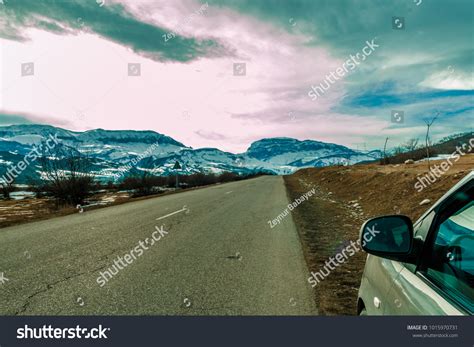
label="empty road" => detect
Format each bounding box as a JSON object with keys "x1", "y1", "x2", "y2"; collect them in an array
[{"x1": 0, "y1": 176, "x2": 317, "y2": 315}]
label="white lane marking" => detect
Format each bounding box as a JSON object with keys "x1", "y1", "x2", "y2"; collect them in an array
[
  {"x1": 156, "y1": 205, "x2": 189, "y2": 220},
  {"x1": 225, "y1": 191, "x2": 233, "y2": 194}
]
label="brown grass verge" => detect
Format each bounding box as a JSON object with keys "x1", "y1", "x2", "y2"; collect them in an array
[{"x1": 284, "y1": 154, "x2": 473, "y2": 315}]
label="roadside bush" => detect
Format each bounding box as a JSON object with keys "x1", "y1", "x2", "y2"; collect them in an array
[
  {"x1": 38, "y1": 146, "x2": 95, "y2": 206},
  {"x1": 119, "y1": 170, "x2": 272, "y2": 197},
  {"x1": 0, "y1": 181, "x2": 14, "y2": 200},
  {"x1": 41, "y1": 176, "x2": 95, "y2": 205},
  {"x1": 182, "y1": 173, "x2": 217, "y2": 187},
  {"x1": 218, "y1": 171, "x2": 239, "y2": 183},
  {"x1": 120, "y1": 173, "x2": 170, "y2": 197}
]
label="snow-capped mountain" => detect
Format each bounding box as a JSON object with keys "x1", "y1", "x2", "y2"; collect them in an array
[
  {"x1": 0, "y1": 124, "x2": 186, "y2": 161},
  {"x1": 0, "y1": 125, "x2": 380, "y2": 182},
  {"x1": 246, "y1": 138, "x2": 380, "y2": 167}
]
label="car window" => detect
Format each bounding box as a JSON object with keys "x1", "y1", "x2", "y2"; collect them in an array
[{"x1": 420, "y1": 190, "x2": 473, "y2": 312}]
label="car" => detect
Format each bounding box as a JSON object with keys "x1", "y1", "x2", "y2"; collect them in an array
[{"x1": 357, "y1": 171, "x2": 473, "y2": 315}]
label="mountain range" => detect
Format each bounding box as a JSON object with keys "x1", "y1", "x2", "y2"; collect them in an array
[{"x1": 0, "y1": 124, "x2": 381, "y2": 183}]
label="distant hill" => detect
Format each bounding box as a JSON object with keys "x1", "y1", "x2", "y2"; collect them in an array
[
  {"x1": 0, "y1": 124, "x2": 381, "y2": 182},
  {"x1": 384, "y1": 132, "x2": 474, "y2": 164}
]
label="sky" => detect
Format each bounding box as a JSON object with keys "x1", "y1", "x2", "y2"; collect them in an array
[{"x1": 0, "y1": 0, "x2": 473, "y2": 153}]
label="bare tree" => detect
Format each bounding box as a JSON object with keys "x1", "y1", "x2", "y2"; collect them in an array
[
  {"x1": 125, "y1": 171, "x2": 157, "y2": 197},
  {"x1": 424, "y1": 112, "x2": 440, "y2": 169},
  {"x1": 403, "y1": 138, "x2": 419, "y2": 152},
  {"x1": 381, "y1": 137, "x2": 389, "y2": 165},
  {"x1": 0, "y1": 179, "x2": 14, "y2": 200},
  {"x1": 38, "y1": 145, "x2": 95, "y2": 206},
  {"x1": 394, "y1": 145, "x2": 404, "y2": 155}
]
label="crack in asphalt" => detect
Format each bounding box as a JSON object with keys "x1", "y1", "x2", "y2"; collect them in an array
[
  {"x1": 14, "y1": 264, "x2": 107, "y2": 315},
  {"x1": 14, "y1": 236, "x2": 174, "y2": 315}
]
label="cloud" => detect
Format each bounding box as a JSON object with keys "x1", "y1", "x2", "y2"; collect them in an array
[
  {"x1": 0, "y1": 0, "x2": 471, "y2": 153},
  {"x1": 214, "y1": 0, "x2": 474, "y2": 112},
  {"x1": 421, "y1": 70, "x2": 474, "y2": 90},
  {"x1": 0, "y1": 112, "x2": 34, "y2": 125},
  {"x1": 0, "y1": 0, "x2": 222, "y2": 62},
  {"x1": 342, "y1": 85, "x2": 474, "y2": 109},
  {"x1": 0, "y1": 110, "x2": 73, "y2": 127},
  {"x1": 195, "y1": 130, "x2": 228, "y2": 141}
]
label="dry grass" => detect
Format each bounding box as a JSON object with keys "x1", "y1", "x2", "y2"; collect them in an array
[
  {"x1": 284, "y1": 154, "x2": 474, "y2": 315},
  {"x1": 0, "y1": 192, "x2": 131, "y2": 229}
]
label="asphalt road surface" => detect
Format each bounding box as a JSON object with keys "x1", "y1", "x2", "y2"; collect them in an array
[{"x1": 0, "y1": 176, "x2": 317, "y2": 315}]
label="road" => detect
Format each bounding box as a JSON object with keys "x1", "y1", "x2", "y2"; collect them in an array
[{"x1": 0, "y1": 176, "x2": 317, "y2": 315}]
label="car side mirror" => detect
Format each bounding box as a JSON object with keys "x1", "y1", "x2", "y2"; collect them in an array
[{"x1": 360, "y1": 215, "x2": 414, "y2": 262}]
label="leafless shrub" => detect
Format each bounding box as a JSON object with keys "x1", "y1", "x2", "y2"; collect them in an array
[
  {"x1": 380, "y1": 137, "x2": 390, "y2": 165},
  {"x1": 0, "y1": 180, "x2": 14, "y2": 200},
  {"x1": 37, "y1": 146, "x2": 95, "y2": 206},
  {"x1": 120, "y1": 171, "x2": 168, "y2": 197},
  {"x1": 403, "y1": 138, "x2": 419, "y2": 152},
  {"x1": 424, "y1": 112, "x2": 440, "y2": 169}
]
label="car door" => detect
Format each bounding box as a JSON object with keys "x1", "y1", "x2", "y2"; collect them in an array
[
  {"x1": 360, "y1": 255, "x2": 404, "y2": 314},
  {"x1": 380, "y1": 212, "x2": 434, "y2": 314},
  {"x1": 383, "y1": 180, "x2": 473, "y2": 315}
]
